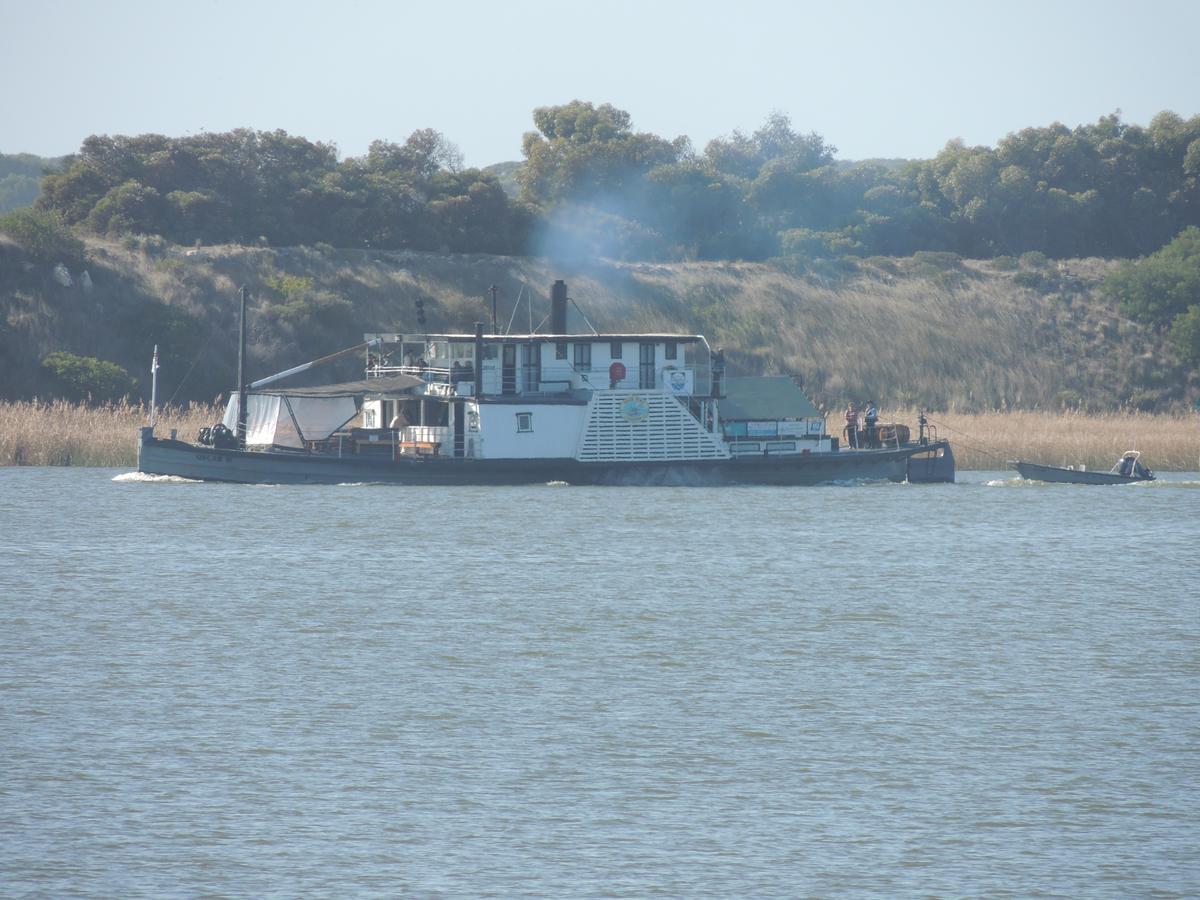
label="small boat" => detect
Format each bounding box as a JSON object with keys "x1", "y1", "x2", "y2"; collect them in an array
[{"x1": 1009, "y1": 451, "x2": 1155, "y2": 485}]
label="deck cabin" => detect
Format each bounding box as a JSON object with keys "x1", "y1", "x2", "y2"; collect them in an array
[
  {"x1": 719, "y1": 376, "x2": 832, "y2": 455},
  {"x1": 356, "y1": 326, "x2": 724, "y2": 461}
]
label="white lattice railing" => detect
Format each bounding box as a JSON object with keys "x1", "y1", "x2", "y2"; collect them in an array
[{"x1": 575, "y1": 392, "x2": 729, "y2": 462}]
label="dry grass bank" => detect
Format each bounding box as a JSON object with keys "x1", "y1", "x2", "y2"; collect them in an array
[
  {"x1": 1, "y1": 400, "x2": 1194, "y2": 471},
  {"x1": 7, "y1": 238, "x2": 1193, "y2": 415},
  {"x1": 898, "y1": 407, "x2": 1199, "y2": 471},
  {"x1": 0, "y1": 400, "x2": 219, "y2": 467},
  {"x1": 612, "y1": 258, "x2": 1190, "y2": 412}
]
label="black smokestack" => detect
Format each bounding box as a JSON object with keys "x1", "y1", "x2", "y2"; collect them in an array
[{"x1": 550, "y1": 280, "x2": 568, "y2": 334}]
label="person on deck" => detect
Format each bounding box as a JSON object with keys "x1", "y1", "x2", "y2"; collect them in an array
[
  {"x1": 864, "y1": 400, "x2": 879, "y2": 448},
  {"x1": 1115, "y1": 452, "x2": 1150, "y2": 479},
  {"x1": 843, "y1": 402, "x2": 859, "y2": 448}
]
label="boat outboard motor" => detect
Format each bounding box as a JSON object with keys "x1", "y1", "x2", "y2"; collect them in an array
[
  {"x1": 198, "y1": 423, "x2": 237, "y2": 448},
  {"x1": 210, "y1": 423, "x2": 238, "y2": 449}
]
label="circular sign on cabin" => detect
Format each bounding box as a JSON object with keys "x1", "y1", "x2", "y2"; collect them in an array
[
  {"x1": 620, "y1": 395, "x2": 650, "y2": 423},
  {"x1": 609, "y1": 361, "x2": 627, "y2": 383}
]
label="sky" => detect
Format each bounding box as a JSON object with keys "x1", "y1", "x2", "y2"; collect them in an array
[{"x1": 2, "y1": 0, "x2": 1198, "y2": 167}]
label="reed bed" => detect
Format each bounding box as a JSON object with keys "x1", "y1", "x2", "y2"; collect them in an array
[
  {"x1": 1, "y1": 400, "x2": 1195, "y2": 471},
  {"x1": 896, "y1": 407, "x2": 1199, "y2": 472},
  {"x1": 0, "y1": 400, "x2": 220, "y2": 467}
]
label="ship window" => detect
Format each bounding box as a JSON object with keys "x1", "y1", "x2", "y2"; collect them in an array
[
  {"x1": 664, "y1": 341, "x2": 677, "y2": 360},
  {"x1": 555, "y1": 342, "x2": 567, "y2": 360},
  {"x1": 573, "y1": 343, "x2": 591, "y2": 371},
  {"x1": 610, "y1": 341, "x2": 623, "y2": 359},
  {"x1": 516, "y1": 412, "x2": 533, "y2": 432}
]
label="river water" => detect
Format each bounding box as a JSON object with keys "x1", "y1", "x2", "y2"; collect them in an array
[{"x1": 1, "y1": 468, "x2": 1197, "y2": 897}]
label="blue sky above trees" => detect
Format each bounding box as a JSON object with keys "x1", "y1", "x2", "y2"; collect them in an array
[{"x1": 1, "y1": 0, "x2": 1197, "y2": 165}]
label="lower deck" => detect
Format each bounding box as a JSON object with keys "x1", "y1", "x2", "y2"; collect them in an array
[{"x1": 138, "y1": 428, "x2": 954, "y2": 486}]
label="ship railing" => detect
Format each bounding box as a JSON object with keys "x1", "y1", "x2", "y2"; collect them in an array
[{"x1": 370, "y1": 364, "x2": 454, "y2": 383}]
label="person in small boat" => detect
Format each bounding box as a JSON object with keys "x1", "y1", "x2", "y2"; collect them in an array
[
  {"x1": 843, "y1": 402, "x2": 859, "y2": 448},
  {"x1": 1114, "y1": 452, "x2": 1150, "y2": 478}
]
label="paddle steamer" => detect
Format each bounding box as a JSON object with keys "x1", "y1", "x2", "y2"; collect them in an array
[{"x1": 137, "y1": 281, "x2": 954, "y2": 485}]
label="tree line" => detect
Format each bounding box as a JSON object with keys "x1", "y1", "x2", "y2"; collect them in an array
[
  {"x1": 20, "y1": 102, "x2": 1199, "y2": 264},
  {"x1": 31, "y1": 129, "x2": 532, "y2": 255},
  {"x1": 0, "y1": 152, "x2": 58, "y2": 214}
]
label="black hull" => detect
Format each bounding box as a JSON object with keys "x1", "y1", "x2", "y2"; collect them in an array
[
  {"x1": 1010, "y1": 460, "x2": 1154, "y2": 485},
  {"x1": 137, "y1": 430, "x2": 954, "y2": 486}
]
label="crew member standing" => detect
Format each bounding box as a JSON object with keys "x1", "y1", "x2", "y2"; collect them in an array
[
  {"x1": 844, "y1": 402, "x2": 859, "y2": 449},
  {"x1": 864, "y1": 400, "x2": 879, "y2": 448}
]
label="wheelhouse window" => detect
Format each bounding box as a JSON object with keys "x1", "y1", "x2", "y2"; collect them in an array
[
  {"x1": 555, "y1": 342, "x2": 567, "y2": 360},
  {"x1": 610, "y1": 341, "x2": 623, "y2": 359},
  {"x1": 516, "y1": 412, "x2": 533, "y2": 432},
  {"x1": 664, "y1": 341, "x2": 677, "y2": 360},
  {"x1": 573, "y1": 343, "x2": 591, "y2": 371}
]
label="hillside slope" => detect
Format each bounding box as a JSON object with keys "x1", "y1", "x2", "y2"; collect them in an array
[{"x1": 0, "y1": 237, "x2": 1193, "y2": 412}]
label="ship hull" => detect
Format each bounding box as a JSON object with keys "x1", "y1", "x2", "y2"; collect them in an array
[{"x1": 138, "y1": 431, "x2": 954, "y2": 487}]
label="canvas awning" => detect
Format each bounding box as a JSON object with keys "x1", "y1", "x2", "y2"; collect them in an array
[
  {"x1": 219, "y1": 375, "x2": 420, "y2": 448},
  {"x1": 222, "y1": 394, "x2": 357, "y2": 448}
]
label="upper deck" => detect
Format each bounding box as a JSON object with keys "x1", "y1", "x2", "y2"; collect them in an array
[{"x1": 363, "y1": 331, "x2": 717, "y2": 400}]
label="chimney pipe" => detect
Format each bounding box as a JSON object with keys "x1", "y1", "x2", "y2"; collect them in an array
[
  {"x1": 473, "y1": 322, "x2": 484, "y2": 396},
  {"x1": 550, "y1": 280, "x2": 568, "y2": 334}
]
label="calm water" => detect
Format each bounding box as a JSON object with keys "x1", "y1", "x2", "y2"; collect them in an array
[{"x1": 1, "y1": 468, "x2": 1197, "y2": 897}]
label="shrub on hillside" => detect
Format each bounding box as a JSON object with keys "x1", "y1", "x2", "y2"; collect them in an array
[
  {"x1": 1103, "y1": 226, "x2": 1200, "y2": 327},
  {"x1": 1168, "y1": 304, "x2": 1200, "y2": 365},
  {"x1": 265, "y1": 273, "x2": 315, "y2": 299},
  {"x1": 779, "y1": 229, "x2": 837, "y2": 259},
  {"x1": 907, "y1": 250, "x2": 966, "y2": 286},
  {"x1": 1013, "y1": 270, "x2": 1048, "y2": 291},
  {"x1": 41, "y1": 352, "x2": 136, "y2": 402},
  {"x1": 0, "y1": 208, "x2": 85, "y2": 265}
]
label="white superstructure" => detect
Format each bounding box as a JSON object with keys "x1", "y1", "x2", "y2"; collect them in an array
[{"x1": 342, "y1": 279, "x2": 835, "y2": 465}]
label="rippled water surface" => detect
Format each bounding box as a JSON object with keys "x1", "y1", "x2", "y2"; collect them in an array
[{"x1": 2, "y1": 468, "x2": 1198, "y2": 897}]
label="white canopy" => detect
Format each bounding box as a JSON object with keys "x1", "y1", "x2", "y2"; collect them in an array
[{"x1": 223, "y1": 393, "x2": 358, "y2": 448}]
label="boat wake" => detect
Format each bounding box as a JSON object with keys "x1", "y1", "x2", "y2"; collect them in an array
[{"x1": 112, "y1": 471, "x2": 201, "y2": 484}]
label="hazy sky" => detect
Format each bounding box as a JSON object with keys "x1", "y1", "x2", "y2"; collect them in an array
[{"x1": 2, "y1": 0, "x2": 1197, "y2": 166}]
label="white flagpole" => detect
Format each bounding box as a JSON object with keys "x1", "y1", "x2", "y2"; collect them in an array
[{"x1": 150, "y1": 345, "x2": 159, "y2": 427}]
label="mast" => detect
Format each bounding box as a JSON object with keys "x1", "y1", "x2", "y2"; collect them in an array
[
  {"x1": 490, "y1": 284, "x2": 498, "y2": 335},
  {"x1": 149, "y1": 344, "x2": 159, "y2": 428},
  {"x1": 236, "y1": 285, "x2": 248, "y2": 448}
]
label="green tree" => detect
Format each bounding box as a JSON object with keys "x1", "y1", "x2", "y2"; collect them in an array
[
  {"x1": 0, "y1": 151, "x2": 55, "y2": 213},
  {"x1": 705, "y1": 112, "x2": 835, "y2": 181},
  {"x1": 1104, "y1": 226, "x2": 1200, "y2": 327},
  {"x1": 518, "y1": 101, "x2": 684, "y2": 207},
  {"x1": 41, "y1": 352, "x2": 135, "y2": 401},
  {"x1": 1168, "y1": 303, "x2": 1200, "y2": 365}
]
